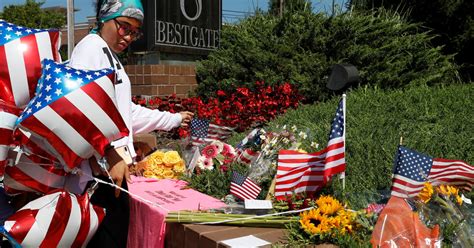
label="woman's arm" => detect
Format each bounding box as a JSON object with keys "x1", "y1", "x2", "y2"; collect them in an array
[{"x1": 130, "y1": 102, "x2": 182, "y2": 133}]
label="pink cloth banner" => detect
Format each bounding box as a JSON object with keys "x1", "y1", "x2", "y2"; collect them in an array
[{"x1": 127, "y1": 176, "x2": 226, "y2": 248}]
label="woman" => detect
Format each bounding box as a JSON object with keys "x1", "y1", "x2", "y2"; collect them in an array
[{"x1": 68, "y1": 0, "x2": 193, "y2": 247}]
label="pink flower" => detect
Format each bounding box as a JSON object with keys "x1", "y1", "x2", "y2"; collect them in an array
[
  {"x1": 220, "y1": 165, "x2": 228, "y2": 172},
  {"x1": 197, "y1": 157, "x2": 214, "y2": 171},
  {"x1": 210, "y1": 141, "x2": 224, "y2": 153},
  {"x1": 202, "y1": 145, "x2": 219, "y2": 159},
  {"x1": 202, "y1": 158, "x2": 214, "y2": 170},
  {"x1": 221, "y1": 144, "x2": 236, "y2": 158}
]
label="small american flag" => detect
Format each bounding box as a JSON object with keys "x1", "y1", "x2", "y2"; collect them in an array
[
  {"x1": 391, "y1": 146, "x2": 474, "y2": 198},
  {"x1": 230, "y1": 171, "x2": 261, "y2": 200},
  {"x1": 15, "y1": 59, "x2": 129, "y2": 170},
  {"x1": 274, "y1": 98, "x2": 346, "y2": 200},
  {"x1": 0, "y1": 20, "x2": 61, "y2": 107},
  {"x1": 190, "y1": 118, "x2": 234, "y2": 146}
]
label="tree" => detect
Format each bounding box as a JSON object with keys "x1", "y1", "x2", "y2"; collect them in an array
[
  {"x1": 196, "y1": 10, "x2": 459, "y2": 103},
  {"x1": 349, "y1": 0, "x2": 474, "y2": 81},
  {"x1": 268, "y1": 0, "x2": 313, "y2": 16},
  {"x1": 0, "y1": 0, "x2": 66, "y2": 29}
]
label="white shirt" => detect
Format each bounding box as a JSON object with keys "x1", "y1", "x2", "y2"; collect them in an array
[{"x1": 68, "y1": 34, "x2": 182, "y2": 158}]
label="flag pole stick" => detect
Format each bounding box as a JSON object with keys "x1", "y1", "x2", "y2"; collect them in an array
[
  {"x1": 265, "y1": 176, "x2": 277, "y2": 200},
  {"x1": 399, "y1": 136, "x2": 403, "y2": 146},
  {"x1": 341, "y1": 94, "x2": 346, "y2": 191}
]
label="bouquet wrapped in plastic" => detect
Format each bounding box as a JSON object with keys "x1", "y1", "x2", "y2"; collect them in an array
[
  {"x1": 132, "y1": 150, "x2": 186, "y2": 179},
  {"x1": 237, "y1": 126, "x2": 314, "y2": 184},
  {"x1": 416, "y1": 183, "x2": 473, "y2": 247},
  {"x1": 371, "y1": 183, "x2": 473, "y2": 247}
]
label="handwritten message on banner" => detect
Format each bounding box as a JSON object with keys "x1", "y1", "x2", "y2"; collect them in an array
[{"x1": 127, "y1": 177, "x2": 226, "y2": 248}]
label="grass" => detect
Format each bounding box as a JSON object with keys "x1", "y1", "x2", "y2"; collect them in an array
[{"x1": 228, "y1": 83, "x2": 474, "y2": 208}]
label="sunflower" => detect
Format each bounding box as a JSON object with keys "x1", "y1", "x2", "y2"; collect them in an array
[
  {"x1": 455, "y1": 194, "x2": 463, "y2": 206},
  {"x1": 436, "y1": 184, "x2": 458, "y2": 197},
  {"x1": 316, "y1": 195, "x2": 343, "y2": 216},
  {"x1": 333, "y1": 209, "x2": 356, "y2": 234},
  {"x1": 299, "y1": 209, "x2": 332, "y2": 235},
  {"x1": 418, "y1": 182, "x2": 434, "y2": 203}
]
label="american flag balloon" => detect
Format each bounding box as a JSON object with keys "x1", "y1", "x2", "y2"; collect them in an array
[
  {"x1": 15, "y1": 128, "x2": 59, "y2": 163},
  {"x1": 3, "y1": 152, "x2": 68, "y2": 195},
  {"x1": 0, "y1": 20, "x2": 61, "y2": 107},
  {"x1": 3, "y1": 190, "x2": 105, "y2": 247},
  {"x1": 0, "y1": 100, "x2": 21, "y2": 176},
  {"x1": 14, "y1": 59, "x2": 129, "y2": 170},
  {"x1": 235, "y1": 128, "x2": 262, "y2": 165}
]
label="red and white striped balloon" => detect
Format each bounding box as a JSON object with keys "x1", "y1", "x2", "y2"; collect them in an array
[
  {"x1": 3, "y1": 190, "x2": 105, "y2": 247},
  {"x1": 0, "y1": 20, "x2": 61, "y2": 108},
  {"x1": 3, "y1": 152, "x2": 67, "y2": 195},
  {"x1": 236, "y1": 148, "x2": 259, "y2": 165},
  {"x1": 0, "y1": 100, "x2": 21, "y2": 176},
  {"x1": 14, "y1": 59, "x2": 129, "y2": 170}
]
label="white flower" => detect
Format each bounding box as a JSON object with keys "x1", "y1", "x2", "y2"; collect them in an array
[
  {"x1": 200, "y1": 157, "x2": 214, "y2": 170},
  {"x1": 282, "y1": 125, "x2": 287, "y2": 130},
  {"x1": 282, "y1": 138, "x2": 290, "y2": 144},
  {"x1": 259, "y1": 134, "x2": 266, "y2": 141},
  {"x1": 210, "y1": 140, "x2": 224, "y2": 153},
  {"x1": 291, "y1": 125, "x2": 297, "y2": 132},
  {"x1": 196, "y1": 156, "x2": 205, "y2": 170},
  {"x1": 311, "y1": 142, "x2": 319, "y2": 149},
  {"x1": 298, "y1": 131, "x2": 307, "y2": 139}
]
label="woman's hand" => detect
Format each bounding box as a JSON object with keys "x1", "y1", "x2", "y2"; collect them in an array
[
  {"x1": 179, "y1": 111, "x2": 194, "y2": 127},
  {"x1": 106, "y1": 147, "x2": 132, "y2": 197},
  {"x1": 108, "y1": 160, "x2": 131, "y2": 197}
]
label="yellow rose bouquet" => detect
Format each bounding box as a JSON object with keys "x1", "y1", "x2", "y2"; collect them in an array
[{"x1": 140, "y1": 150, "x2": 186, "y2": 179}]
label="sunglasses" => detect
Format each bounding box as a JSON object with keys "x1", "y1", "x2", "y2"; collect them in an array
[{"x1": 113, "y1": 18, "x2": 143, "y2": 41}]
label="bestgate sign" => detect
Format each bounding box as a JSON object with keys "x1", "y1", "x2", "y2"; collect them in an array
[{"x1": 153, "y1": 0, "x2": 221, "y2": 54}]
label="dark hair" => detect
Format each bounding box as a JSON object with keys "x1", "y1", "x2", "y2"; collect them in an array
[
  {"x1": 93, "y1": 0, "x2": 105, "y2": 32},
  {"x1": 95, "y1": 0, "x2": 104, "y2": 20}
]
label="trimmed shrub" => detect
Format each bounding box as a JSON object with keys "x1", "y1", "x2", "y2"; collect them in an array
[
  {"x1": 196, "y1": 10, "x2": 460, "y2": 103},
  {"x1": 228, "y1": 83, "x2": 474, "y2": 208}
]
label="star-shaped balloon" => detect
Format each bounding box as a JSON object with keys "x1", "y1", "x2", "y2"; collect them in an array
[
  {"x1": 15, "y1": 59, "x2": 129, "y2": 170},
  {"x1": 3, "y1": 151, "x2": 68, "y2": 195},
  {"x1": 0, "y1": 100, "x2": 21, "y2": 176},
  {"x1": 0, "y1": 20, "x2": 61, "y2": 107},
  {"x1": 2, "y1": 190, "x2": 105, "y2": 247}
]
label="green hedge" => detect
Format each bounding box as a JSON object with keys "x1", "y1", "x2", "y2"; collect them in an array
[
  {"x1": 196, "y1": 10, "x2": 460, "y2": 103},
  {"x1": 228, "y1": 83, "x2": 474, "y2": 207}
]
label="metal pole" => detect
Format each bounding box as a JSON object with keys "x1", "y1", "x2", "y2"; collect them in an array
[
  {"x1": 280, "y1": 0, "x2": 284, "y2": 17},
  {"x1": 67, "y1": 0, "x2": 75, "y2": 59},
  {"x1": 332, "y1": 0, "x2": 335, "y2": 16}
]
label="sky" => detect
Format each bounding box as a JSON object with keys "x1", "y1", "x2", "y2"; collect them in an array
[{"x1": 0, "y1": 0, "x2": 347, "y2": 23}]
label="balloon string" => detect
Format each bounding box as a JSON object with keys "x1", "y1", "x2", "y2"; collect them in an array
[
  {"x1": 5, "y1": 160, "x2": 171, "y2": 212},
  {"x1": 83, "y1": 174, "x2": 171, "y2": 212},
  {"x1": 0, "y1": 226, "x2": 21, "y2": 248}
]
